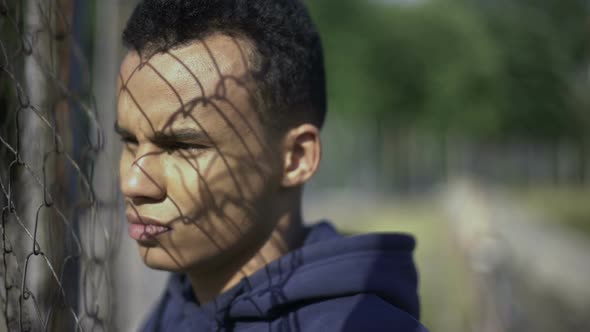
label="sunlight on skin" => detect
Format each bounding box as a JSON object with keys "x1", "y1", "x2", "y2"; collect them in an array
[{"x1": 116, "y1": 33, "x2": 321, "y2": 304}]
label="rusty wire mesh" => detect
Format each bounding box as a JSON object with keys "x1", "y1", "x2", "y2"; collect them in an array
[{"x1": 0, "y1": 1, "x2": 115, "y2": 331}]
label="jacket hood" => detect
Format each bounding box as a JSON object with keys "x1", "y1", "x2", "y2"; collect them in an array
[{"x1": 142, "y1": 222, "x2": 420, "y2": 330}]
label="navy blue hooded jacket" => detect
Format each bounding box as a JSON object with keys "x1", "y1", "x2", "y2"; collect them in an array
[{"x1": 141, "y1": 222, "x2": 428, "y2": 331}]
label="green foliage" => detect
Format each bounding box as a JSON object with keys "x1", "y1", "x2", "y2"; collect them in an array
[
  {"x1": 307, "y1": 0, "x2": 590, "y2": 140},
  {"x1": 475, "y1": 0, "x2": 589, "y2": 140}
]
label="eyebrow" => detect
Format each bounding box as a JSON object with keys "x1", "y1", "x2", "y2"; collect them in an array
[
  {"x1": 114, "y1": 122, "x2": 210, "y2": 143},
  {"x1": 153, "y1": 127, "x2": 210, "y2": 143}
]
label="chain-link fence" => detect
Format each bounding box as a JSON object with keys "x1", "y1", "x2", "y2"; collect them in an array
[{"x1": 0, "y1": 1, "x2": 117, "y2": 331}]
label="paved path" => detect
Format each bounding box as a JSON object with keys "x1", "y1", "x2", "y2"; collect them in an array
[{"x1": 442, "y1": 179, "x2": 590, "y2": 331}]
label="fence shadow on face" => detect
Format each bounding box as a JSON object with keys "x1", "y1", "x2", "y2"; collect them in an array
[{"x1": 118, "y1": 35, "x2": 309, "y2": 329}]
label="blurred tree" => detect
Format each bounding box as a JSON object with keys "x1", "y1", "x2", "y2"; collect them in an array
[
  {"x1": 473, "y1": 0, "x2": 590, "y2": 140},
  {"x1": 307, "y1": 0, "x2": 590, "y2": 141},
  {"x1": 366, "y1": 1, "x2": 503, "y2": 138}
]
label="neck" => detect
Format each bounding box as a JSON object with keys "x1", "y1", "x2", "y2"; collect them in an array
[{"x1": 187, "y1": 208, "x2": 307, "y2": 305}]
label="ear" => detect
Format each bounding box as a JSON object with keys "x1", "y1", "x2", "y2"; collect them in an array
[{"x1": 281, "y1": 124, "x2": 321, "y2": 187}]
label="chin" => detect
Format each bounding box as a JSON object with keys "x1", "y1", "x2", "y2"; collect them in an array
[
  {"x1": 137, "y1": 243, "x2": 224, "y2": 274},
  {"x1": 138, "y1": 245, "x2": 192, "y2": 272}
]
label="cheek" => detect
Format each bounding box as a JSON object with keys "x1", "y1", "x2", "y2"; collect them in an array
[
  {"x1": 218, "y1": 150, "x2": 275, "y2": 198},
  {"x1": 170, "y1": 152, "x2": 217, "y2": 184},
  {"x1": 166, "y1": 153, "x2": 220, "y2": 206},
  {"x1": 169, "y1": 149, "x2": 275, "y2": 214}
]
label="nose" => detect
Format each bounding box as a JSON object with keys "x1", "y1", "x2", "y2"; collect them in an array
[{"x1": 121, "y1": 150, "x2": 167, "y2": 204}]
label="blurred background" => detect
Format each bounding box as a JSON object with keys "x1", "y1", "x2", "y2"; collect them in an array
[{"x1": 1, "y1": 0, "x2": 589, "y2": 331}]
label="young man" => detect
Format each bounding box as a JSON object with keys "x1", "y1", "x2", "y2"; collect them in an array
[{"x1": 116, "y1": 0, "x2": 427, "y2": 330}]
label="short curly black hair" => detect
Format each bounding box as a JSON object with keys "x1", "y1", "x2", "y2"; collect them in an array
[{"x1": 122, "y1": 0, "x2": 326, "y2": 130}]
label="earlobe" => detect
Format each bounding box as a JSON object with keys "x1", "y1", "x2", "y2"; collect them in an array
[{"x1": 281, "y1": 124, "x2": 321, "y2": 187}]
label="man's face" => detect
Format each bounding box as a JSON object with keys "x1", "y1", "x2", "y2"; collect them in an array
[{"x1": 116, "y1": 34, "x2": 282, "y2": 273}]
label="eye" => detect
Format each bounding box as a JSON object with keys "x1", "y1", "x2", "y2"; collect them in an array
[
  {"x1": 120, "y1": 137, "x2": 138, "y2": 153},
  {"x1": 164, "y1": 142, "x2": 208, "y2": 154},
  {"x1": 120, "y1": 136, "x2": 138, "y2": 146}
]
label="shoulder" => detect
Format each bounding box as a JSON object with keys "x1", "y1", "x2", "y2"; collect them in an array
[{"x1": 294, "y1": 294, "x2": 428, "y2": 332}]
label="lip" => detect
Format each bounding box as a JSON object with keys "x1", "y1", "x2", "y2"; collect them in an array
[
  {"x1": 126, "y1": 213, "x2": 172, "y2": 241},
  {"x1": 126, "y1": 213, "x2": 169, "y2": 226}
]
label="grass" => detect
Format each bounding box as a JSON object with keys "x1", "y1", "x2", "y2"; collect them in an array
[{"x1": 511, "y1": 186, "x2": 590, "y2": 237}]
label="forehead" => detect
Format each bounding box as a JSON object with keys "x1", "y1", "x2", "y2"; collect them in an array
[{"x1": 117, "y1": 34, "x2": 257, "y2": 134}]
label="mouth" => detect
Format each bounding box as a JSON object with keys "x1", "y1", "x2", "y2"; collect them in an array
[{"x1": 126, "y1": 213, "x2": 172, "y2": 241}]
